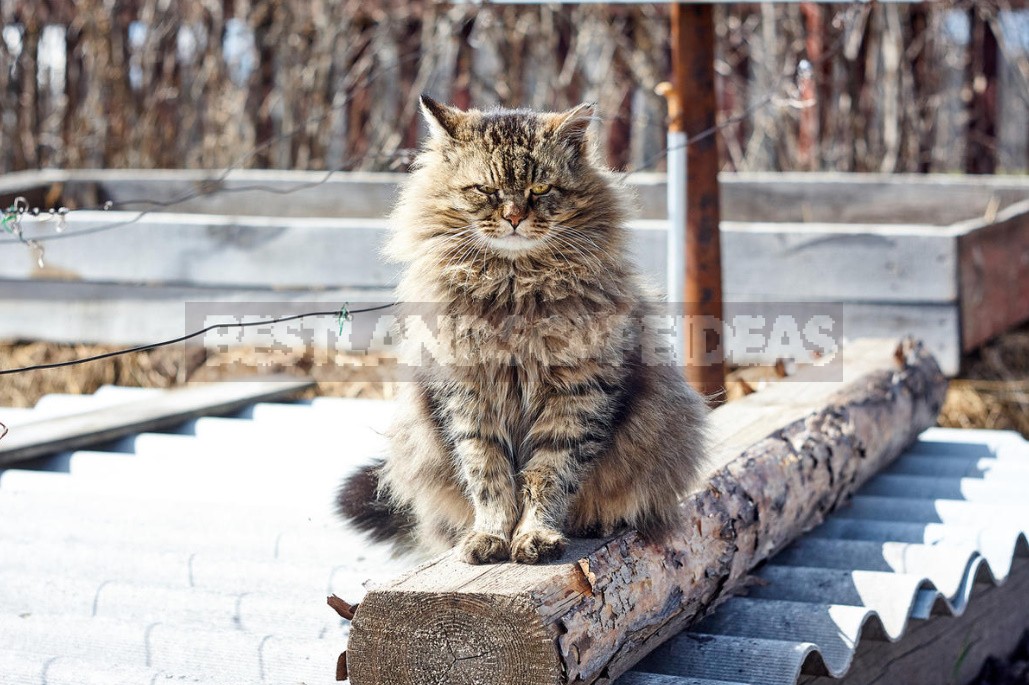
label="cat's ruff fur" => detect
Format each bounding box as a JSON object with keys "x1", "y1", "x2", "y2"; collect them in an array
[{"x1": 337, "y1": 97, "x2": 708, "y2": 564}]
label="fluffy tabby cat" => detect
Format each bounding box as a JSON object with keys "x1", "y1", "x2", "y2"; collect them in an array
[{"x1": 337, "y1": 96, "x2": 708, "y2": 565}]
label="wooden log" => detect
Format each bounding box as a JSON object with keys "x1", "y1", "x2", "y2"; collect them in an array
[{"x1": 344, "y1": 338, "x2": 947, "y2": 685}]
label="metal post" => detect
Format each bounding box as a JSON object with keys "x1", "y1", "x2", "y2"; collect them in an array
[
  {"x1": 655, "y1": 83, "x2": 687, "y2": 368},
  {"x1": 671, "y1": 3, "x2": 725, "y2": 400}
]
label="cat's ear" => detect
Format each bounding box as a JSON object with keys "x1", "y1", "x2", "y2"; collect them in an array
[
  {"x1": 548, "y1": 102, "x2": 597, "y2": 146},
  {"x1": 420, "y1": 95, "x2": 464, "y2": 141}
]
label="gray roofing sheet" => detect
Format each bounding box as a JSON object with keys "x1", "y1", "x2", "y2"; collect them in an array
[
  {"x1": 0, "y1": 386, "x2": 1027, "y2": 684},
  {"x1": 630, "y1": 428, "x2": 1029, "y2": 685}
]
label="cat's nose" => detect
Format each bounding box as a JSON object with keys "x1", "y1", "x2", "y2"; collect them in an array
[{"x1": 503, "y1": 206, "x2": 525, "y2": 228}]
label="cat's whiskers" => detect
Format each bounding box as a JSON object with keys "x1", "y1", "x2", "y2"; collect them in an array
[
  {"x1": 441, "y1": 238, "x2": 482, "y2": 277},
  {"x1": 435, "y1": 225, "x2": 482, "y2": 273},
  {"x1": 546, "y1": 225, "x2": 606, "y2": 277},
  {"x1": 554, "y1": 225, "x2": 609, "y2": 265},
  {"x1": 545, "y1": 234, "x2": 604, "y2": 280},
  {"x1": 553, "y1": 224, "x2": 604, "y2": 251},
  {"x1": 441, "y1": 232, "x2": 495, "y2": 283}
]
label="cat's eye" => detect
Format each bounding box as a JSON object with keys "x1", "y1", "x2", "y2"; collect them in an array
[
  {"x1": 475, "y1": 185, "x2": 498, "y2": 196},
  {"x1": 530, "y1": 183, "x2": 552, "y2": 196}
]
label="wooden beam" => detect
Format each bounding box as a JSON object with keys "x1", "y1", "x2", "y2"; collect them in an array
[
  {"x1": 672, "y1": 4, "x2": 725, "y2": 399},
  {"x1": 3, "y1": 168, "x2": 1027, "y2": 223},
  {"x1": 0, "y1": 213, "x2": 966, "y2": 300},
  {"x1": 344, "y1": 338, "x2": 947, "y2": 685},
  {"x1": 958, "y1": 198, "x2": 1029, "y2": 352},
  {"x1": 0, "y1": 376, "x2": 314, "y2": 466}
]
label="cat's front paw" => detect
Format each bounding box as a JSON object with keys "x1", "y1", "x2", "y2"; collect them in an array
[
  {"x1": 510, "y1": 528, "x2": 567, "y2": 564},
  {"x1": 460, "y1": 531, "x2": 510, "y2": 564}
]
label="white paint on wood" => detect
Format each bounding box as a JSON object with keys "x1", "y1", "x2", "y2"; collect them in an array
[{"x1": 2, "y1": 212, "x2": 399, "y2": 288}]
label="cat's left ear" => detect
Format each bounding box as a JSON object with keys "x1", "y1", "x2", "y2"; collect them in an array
[
  {"x1": 548, "y1": 103, "x2": 597, "y2": 146},
  {"x1": 420, "y1": 95, "x2": 465, "y2": 141}
]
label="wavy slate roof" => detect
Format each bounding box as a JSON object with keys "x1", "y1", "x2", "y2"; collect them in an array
[
  {"x1": 1, "y1": 386, "x2": 1027, "y2": 685},
  {"x1": 0, "y1": 386, "x2": 406, "y2": 685},
  {"x1": 626, "y1": 428, "x2": 1029, "y2": 685}
]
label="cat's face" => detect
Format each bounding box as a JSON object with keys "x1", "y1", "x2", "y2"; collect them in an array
[{"x1": 417, "y1": 97, "x2": 600, "y2": 259}]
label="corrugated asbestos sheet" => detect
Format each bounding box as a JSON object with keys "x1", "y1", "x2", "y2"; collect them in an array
[
  {"x1": 624, "y1": 428, "x2": 1029, "y2": 685},
  {"x1": 1, "y1": 386, "x2": 1027, "y2": 685},
  {"x1": 0, "y1": 386, "x2": 407, "y2": 685}
]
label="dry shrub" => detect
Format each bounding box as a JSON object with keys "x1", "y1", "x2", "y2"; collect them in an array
[
  {"x1": 0, "y1": 341, "x2": 395, "y2": 408},
  {"x1": 2, "y1": 1, "x2": 1018, "y2": 176},
  {"x1": 938, "y1": 328, "x2": 1029, "y2": 438},
  {"x1": 939, "y1": 380, "x2": 1029, "y2": 436}
]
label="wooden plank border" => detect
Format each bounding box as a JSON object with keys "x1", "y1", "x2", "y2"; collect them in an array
[
  {"x1": 956, "y1": 198, "x2": 1029, "y2": 352},
  {"x1": 3, "y1": 169, "x2": 1027, "y2": 223},
  {"x1": 0, "y1": 376, "x2": 314, "y2": 466}
]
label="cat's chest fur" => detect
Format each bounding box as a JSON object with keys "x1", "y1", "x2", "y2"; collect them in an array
[{"x1": 433, "y1": 262, "x2": 633, "y2": 369}]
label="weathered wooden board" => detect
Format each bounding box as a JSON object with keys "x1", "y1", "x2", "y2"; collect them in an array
[
  {"x1": 842, "y1": 302, "x2": 960, "y2": 376},
  {"x1": 0, "y1": 284, "x2": 962, "y2": 375},
  {"x1": 0, "y1": 278, "x2": 960, "y2": 374},
  {"x1": 0, "y1": 216, "x2": 957, "y2": 304},
  {"x1": 4, "y1": 169, "x2": 1028, "y2": 224},
  {"x1": 720, "y1": 221, "x2": 958, "y2": 303},
  {"x1": 799, "y1": 559, "x2": 1029, "y2": 685},
  {"x1": 0, "y1": 169, "x2": 407, "y2": 220},
  {"x1": 957, "y1": 198, "x2": 1029, "y2": 352},
  {"x1": 709, "y1": 172, "x2": 1028, "y2": 225},
  {"x1": 0, "y1": 376, "x2": 314, "y2": 466},
  {"x1": 344, "y1": 338, "x2": 948, "y2": 685},
  {"x1": 0, "y1": 280, "x2": 393, "y2": 346},
  {"x1": 0, "y1": 212, "x2": 398, "y2": 289}
]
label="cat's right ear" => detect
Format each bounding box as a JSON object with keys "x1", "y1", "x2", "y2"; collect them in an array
[{"x1": 420, "y1": 95, "x2": 463, "y2": 141}]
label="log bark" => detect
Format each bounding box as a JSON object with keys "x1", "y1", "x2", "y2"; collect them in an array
[{"x1": 345, "y1": 338, "x2": 947, "y2": 685}]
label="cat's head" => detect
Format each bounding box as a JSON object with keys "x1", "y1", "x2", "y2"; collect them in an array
[{"x1": 393, "y1": 96, "x2": 625, "y2": 265}]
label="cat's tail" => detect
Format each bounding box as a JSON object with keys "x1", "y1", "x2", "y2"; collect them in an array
[{"x1": 336, "y1": 459, "x2": 416, "y2": 549}]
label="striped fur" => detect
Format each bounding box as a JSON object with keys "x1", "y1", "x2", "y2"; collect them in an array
[{"x1": 338, "y1": 97, "x2": 708, "y2": 564}]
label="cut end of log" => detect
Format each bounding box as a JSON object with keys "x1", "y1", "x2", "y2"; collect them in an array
[{"x1": 348, "y1": 592, "x2": 562, "y2": 685}]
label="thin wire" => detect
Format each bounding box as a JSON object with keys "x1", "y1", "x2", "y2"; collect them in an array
[
  {"x1": 0, "y1": 303, "x2": 397, "y2": 376},
  {"x1": 621, "y1": 91, "x2": 780, "y2": 180},
  {"x1": 622, "y1": 2, "x2": 868, "y2": 179}
]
